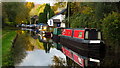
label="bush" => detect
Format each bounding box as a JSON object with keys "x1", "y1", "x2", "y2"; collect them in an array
[
  {"x1": 102, "y1": 12, "x2": 120, "y2": 51},
  {"x1": 70, "y1": 13, "x2": 95, "y2": 28}
]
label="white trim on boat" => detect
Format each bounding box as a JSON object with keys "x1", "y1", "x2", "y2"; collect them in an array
[{"x1": 89, "y1": 40, "x2": 100, "y2": 43}]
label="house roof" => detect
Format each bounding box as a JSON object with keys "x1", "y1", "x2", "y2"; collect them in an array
[
  {"x1": 56, "y1": 8, "x2": 67, "y2": 15},
  {"x1": 50, "y1": 8, "x2": 67, "y2": 19}
]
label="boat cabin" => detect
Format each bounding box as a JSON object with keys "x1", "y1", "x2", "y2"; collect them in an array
[{"x1": 61, "y1": 28, "x2": 102, "y2": 40}]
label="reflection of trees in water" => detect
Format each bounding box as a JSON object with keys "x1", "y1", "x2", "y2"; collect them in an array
[
  {"x1": 100, "y1": 50, "x2": 120, "y2": 68},
  {"x1": 43, "y1": 43, "x2": 52, "y2": 53},
  {"x1": 26, "y1": 30, "x2": 45, "y2": 50},
  {"x1": 13, "y1": 30, "x2": 46, "y2": 65},
  {"x1": 50, "y1": 47, "x2": 120, "y2": 68},
  {"x1": 66, "y1": 56, "x2": 82, "y2": 68},
  {"x1": 30, "y1": 31, "x2": 38, "y2": 39},
  {"x1": 12, "y1": 33, "x2": 27, "y2": 65},
  {"x1": 51, "y1": 56, "x2": 81, "y2": 68},
  {"x1": 51, "y1": 56, "x2": 66, "y2": 68}
]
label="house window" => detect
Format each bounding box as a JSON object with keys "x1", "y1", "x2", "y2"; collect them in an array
[
  {"x1": 78, "y1": 32, "x2": 83, "y2": 38},
  {"x1": 50, "y1": 20, "x2": 52, "y2": 25}
]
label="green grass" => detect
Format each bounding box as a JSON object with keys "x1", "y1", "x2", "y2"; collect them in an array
[
  {"x1": 0, "y1": 29, "x2": 2, "y2": 67},
  {"x1": 2, "y1": 28, "x2": 16, "y2": 66}
]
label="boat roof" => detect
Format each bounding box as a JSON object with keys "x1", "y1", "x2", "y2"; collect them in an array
[{"x1": 64, "y1": 28, "x2": 100, "y2": 31}]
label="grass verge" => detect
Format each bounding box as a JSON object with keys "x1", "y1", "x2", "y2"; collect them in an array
[
  {"x1": 2, "y1": 28, "x2": 16, "y2": 66},
  {"x1": 0, "y1": 29, "x2": 2, "y2": 67}
]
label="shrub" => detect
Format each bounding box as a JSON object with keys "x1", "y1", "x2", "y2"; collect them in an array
[{"x1": 102, "y1": 12, "x2": 120, "y2": 51}]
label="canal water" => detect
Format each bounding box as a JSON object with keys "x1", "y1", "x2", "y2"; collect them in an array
[
  {"x1": 12, "y1": 29, "x2": 120, "y2": 68},
  {"x1": 13, "y1": 30, "x2": 66, "y2": 67}
]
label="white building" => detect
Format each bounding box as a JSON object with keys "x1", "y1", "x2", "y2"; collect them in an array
[{"x1": 47, "y1": 14, "x2": 66, "y2": 27}]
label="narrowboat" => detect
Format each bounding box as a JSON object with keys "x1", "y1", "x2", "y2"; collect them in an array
[{"x1": 59, "y1": 28, "x2": 105, "y2": 59}]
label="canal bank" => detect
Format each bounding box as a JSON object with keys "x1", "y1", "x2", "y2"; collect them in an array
[{"x1": 2, "y1": 27, "x2": 17, "y2": 67}]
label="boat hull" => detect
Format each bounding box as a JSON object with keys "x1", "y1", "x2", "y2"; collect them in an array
[{"x1": 60, "y1": 36, "x2": 105, "y2": 59}]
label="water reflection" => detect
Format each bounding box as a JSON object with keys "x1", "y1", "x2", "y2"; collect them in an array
[
  {"x1": 13, "y1": 30, "x2": 66, "y2": 66},
  {"x1": 29, "y1": 28, "x2": 103, "y2": 67},
  {"x1": 18, "y1": 48, "x2": 66, "y2": 66},
  {"x1": 100, "y1": 50, "x2": 120, "y2": 68},
  {"x1": 12, "y1": 30, "x2": 27, "y2": 65},
  {"x1": 13, "y1": 28, "x2": 120, "y2": 67},
  {"x1": 43, "y1": 43, "x2": 52, "y2": 53}
]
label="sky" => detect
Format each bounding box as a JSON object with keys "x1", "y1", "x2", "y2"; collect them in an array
[
  {"x1": 1, "y1": 0, "x2": 119, "y2": 2},
  {"x1": 25, "y1": 0, "x2": 58, "y2": 6}
]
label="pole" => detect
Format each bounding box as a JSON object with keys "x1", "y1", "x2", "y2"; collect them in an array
[
  {"x1": 67, "y1": 2, "x2": 70, "y2": 28},
  {"x1": 30, "y1": 17, "x2": 31, "y2": 25}
]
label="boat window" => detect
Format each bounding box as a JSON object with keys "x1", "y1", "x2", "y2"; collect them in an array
[
  {"x1": 78, "y1": 32, "x2": 83, "y2": 37},
  {"x1": 89, "y1": 29, "x2": 98, "y2": 40},
  {"x1": 85, "y1": 29, "x2": 102, "y2": 40},
  {"x1": 98, "y1": 32, "x2": 101, "y2": 39},
  {"x1": 85, "y1": 31, "x2": 89, "y2": 39}
]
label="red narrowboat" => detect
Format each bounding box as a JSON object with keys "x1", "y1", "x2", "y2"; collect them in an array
[{"x1": 60, "y1": 28, "x2": 105, "y2": 59}]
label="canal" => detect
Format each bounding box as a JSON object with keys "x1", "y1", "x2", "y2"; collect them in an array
[
  {"x1": 12, "y1": 30, "x2": 66, "y2": 67},
  {"x1": 11, "y1": 28, "x2": 120, "y2": 68}
]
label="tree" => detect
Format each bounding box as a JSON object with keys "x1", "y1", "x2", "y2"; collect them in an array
[
  {"x1": 94, "y1": 2, "x2": 120, "y2": 29},
  {"x1": 102, "y1": 12, "x2": 120, "y2": 53},
  {"x1": 29, "y1": 4, "x2": 46, "y2": 16},
  {"x1": 2, "y1": 2, "x2": 24, "y2": 25},
  {"x1": 52, "y1": 2, "x2": 67, "y2": 14},
  {"x1": 38, "y1": 4, "x2": 55, "y2": 24},
  {"x1": 25, "y1": 2, "x2": 34, "y2": 9},
  {"x1": 2, "y1": 2, "x2": 34, "y2": 25},
  {"x1": 15, "y1": 2, "x2": 34, "y2": 24}
]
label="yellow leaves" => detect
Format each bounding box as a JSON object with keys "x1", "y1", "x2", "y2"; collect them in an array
[
  {"x1": 16, "y1": 30, "x2": 26, "y2": 35},
  {"x1": 29, "y1": 2, "x2": 67, "y2": 17},
  {"x1": 54, "y1": 2, "x2": 67, "y2": 8},
  {"x1": 23, "y1": 34, "x2": 44, "y2": 51},
  {"x1": 52, "y1": 56, "x2": 66, "y2": 66},
  {"x1": 37, "y1": 4, "x2": 46, "y2": 15},
  {"x1": 51, "y1": 2, "x2": 67, "y2": 14},
  {"x1": 29, "y1": 4, "x2": 46, "y2": 16},
  {"x1": 25, "y1": 2, "x2": 34, "y2": 9},
  {"x1": 26, "y1": 38, "x2": 44, "y2": 51},
  {"x1": 51, "y1": 6, "x2": 58, "y2": 12},
  {"x1": 52, "y1": 56, "x2": 60, "y2": 64},
  {"x1": 29, "y1": 7, "x2": 38, "y2": 16}
]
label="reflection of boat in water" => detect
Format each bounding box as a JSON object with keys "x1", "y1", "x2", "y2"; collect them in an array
[
  {"x1": 52, "y1": 40, "x2": 104, "y2": 67},
  {"x1": 52, "y1": 28, "x2": 64, "y2": 43},
  {"x1": 38, "y1": 31, "x2": 53, "y2": 43},
  {"x1": 62, "y1": 46, "x2": 101, "y2": 67},
  {"x1": 21, "y1": 28, "x2": 35, "y2": 31},
  {"x1": 52, "y1": 42, "x2": 62, "y2": 50},
  {"x1": 43, "y1": 43, "x2": 53, "y2": 53}
]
